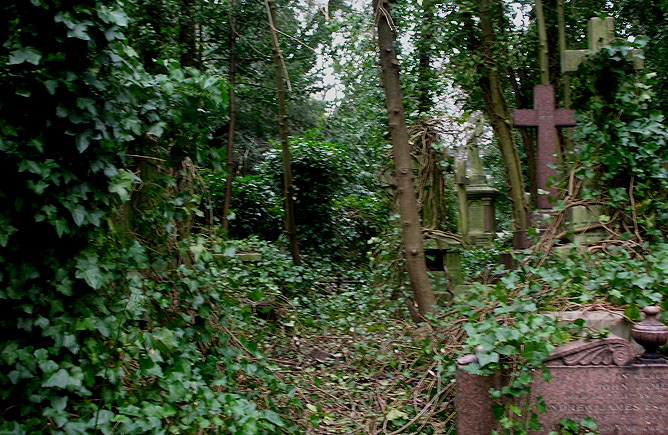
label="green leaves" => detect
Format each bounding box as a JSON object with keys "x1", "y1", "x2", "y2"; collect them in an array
[
  {"x1": 75, "y1": 254, "x2": 104, "y2": 290},
  {"x1": 9, "y1": 47, "x2": 42, "y2": 66},
  {"x1": 42, "y1": 369, "x2": 70, "y2": 389},
  {"x1": 108, "y1": 169, "x2": 139, "y2": 202}
]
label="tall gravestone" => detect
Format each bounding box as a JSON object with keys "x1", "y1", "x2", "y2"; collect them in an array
[
  {"x1": 456, "y1": 306, "x2": 668, "y2": 434},
  {"x1": 512, "y1": 85, "x2": 576, "y2": 249},
  {"x1": 455, "y1": 139, "x2": 499, "y2": 248},
  {"x1": 513, "y1": 85, "x2": 576, "y2": 211},
  {"x1": 562, "y1": 16, "x2": 644, "y2": 246}
]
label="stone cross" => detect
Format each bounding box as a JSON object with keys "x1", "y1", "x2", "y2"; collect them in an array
[
  {"x1": 513, "y1": 85, "x2": 576, "y2": 210},
  {"x1": 562, "y1": 17, "x2": 644, "y2": 73}
]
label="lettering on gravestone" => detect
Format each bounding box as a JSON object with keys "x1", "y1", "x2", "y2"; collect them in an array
[
  {"x1": 456, "y1": 306, "x2": 668, "y2": 435},
  {"x1": 513, "y1": 85, "x2": 576, "y2": 210}
]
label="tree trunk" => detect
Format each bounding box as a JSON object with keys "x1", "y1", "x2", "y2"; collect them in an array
[
  {"x1": 266, "y1": 0, "x2": 302, "y2": 265},
  {"x1": 416, "y1": 0, "x2": 435, "y2": 117},
  {"x1": 222, "y1": 0, "x2": 238, "y2": 233},
  {"x1": 179, "y1": 0, "x2": 198, "y2": 68},
  {"x1": 374, "y1": 0, "x2": 435, "y2": 316},
  {"x1": 477, "y1": 0, "x2": 529, "y2": 232},
  {"x1": 535, "y1": 0, "x2": 549, "y2": 85}
]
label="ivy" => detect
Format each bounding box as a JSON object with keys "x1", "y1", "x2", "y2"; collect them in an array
[{"x1": 0, "y1": 1, "x2": 294, "y2": 433}]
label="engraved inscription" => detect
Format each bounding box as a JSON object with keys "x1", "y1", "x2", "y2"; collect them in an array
[{"x1": 532, "y1": 366, "x2": 668, "y2": 435}]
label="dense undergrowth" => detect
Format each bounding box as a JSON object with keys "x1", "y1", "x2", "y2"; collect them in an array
[{"x1": 3, "y1": 1, "x2": 668, "y2": 435}]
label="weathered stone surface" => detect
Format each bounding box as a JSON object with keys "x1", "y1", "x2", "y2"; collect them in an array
[
  {"x1": 457, "y1": 333, "x2": 668, "y2": 434},
  {"x1": 236, "y1": 252, "x2": 263, "y2": 262},
  {"x1": 513, "y1": 85, "x2": 576, "y2": 210},
  {"x1": 570, "y1": 205, "x2": 608, "y2": 244},
  {"x1": 545, "y1": 310, "x2": 635, "y2": 348},
  {"x1": 562, "y1": 17, "x2": 644, "y2": 73},
  {"x1": 531, "y1": 337, "x2": 668, "y2": 434}
]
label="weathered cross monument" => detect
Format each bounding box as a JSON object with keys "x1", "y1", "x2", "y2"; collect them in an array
[
  {"x1": 561, "y1": 17, "x2": 644, "y2": 74},
  {"x1": 513, "y1": 85, "x2": 576, "y2": 212}
]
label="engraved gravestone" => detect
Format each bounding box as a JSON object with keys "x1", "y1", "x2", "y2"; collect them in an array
[{"x1": 456, "y1": 306, "x2": 668, "y2": 435}]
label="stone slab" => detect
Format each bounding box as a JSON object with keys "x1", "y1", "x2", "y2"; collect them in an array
[
  {"x1": 457, "y1": 336, "x2": 668, "y2": 434},
  {"x1": 532, "y1": 363, "x2": 668, "y2": 434}
]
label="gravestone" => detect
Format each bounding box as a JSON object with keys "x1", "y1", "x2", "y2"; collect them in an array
[
  {"x1": 456, "y1": 306, "x2": 668, "y2": 435},
  {"x1": 513, "y1": 85, "x2": 576, "y2": 211},
  {"x1": 561, "y1": 17, "x2": 642, "y2": 246},
  {"x1": 562, "y1": 17, "x2": 644, "y2": 74},
  {"x1": 454, "y1": 138, "x2": 500, "y2": 247},
  {"x1": 423, "y1": 234, "x2": 464, "y2": 297}
]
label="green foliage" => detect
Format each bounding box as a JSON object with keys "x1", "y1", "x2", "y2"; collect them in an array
[
  {"x1": 571, "y1": 38, "x2": 668, "y2": 238},
  {"x1": 219, "y1": 132, "x2": 390, "y2": 261},
  {"x1": 0, "y1": 1, "x2": 296, "y2": 432},
  {"x1": 550, "y1": 417, "x2": 599, "y2": 435}
]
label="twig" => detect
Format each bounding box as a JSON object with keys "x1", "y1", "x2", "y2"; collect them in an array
[
  {"x1": 126, "y1": 154, "x2": 166, "y2": 162},
  {"x1": 629, "y1": 176, "x2": 643, "y2": 245},
  {"x1": 383, "y1": 383, "x2": 453, "y2": 435}
]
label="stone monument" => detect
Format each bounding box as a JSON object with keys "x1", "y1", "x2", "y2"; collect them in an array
[
  {"x1": 511, "y1": 85, "x2": 576, "y2": 249},
  {"x1": 562, "y1": 17, "x2": 644, "y2": 74},
  {"x1": 455, "y1": 133, "x2": 500, "y2": 248},
  {"x1": 513, "y1": 85, "x2": 576, "y2": 212},
  {"x1": 456, "y1": 306, "x2": 668, "y2": 434}
]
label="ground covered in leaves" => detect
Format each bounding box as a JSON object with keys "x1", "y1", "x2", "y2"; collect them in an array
[{"x1": 237, "y1": 278, "x2": 465, "y2": 435}]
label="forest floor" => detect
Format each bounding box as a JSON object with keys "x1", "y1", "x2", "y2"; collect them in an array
[{"x1": 254, "y1": 282, "x2": 464, "y2": 434}]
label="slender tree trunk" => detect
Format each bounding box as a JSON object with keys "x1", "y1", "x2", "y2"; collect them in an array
[
  {"x1": 179, "y1": 0, "x2": 198, "y2": 68},
  {"x1": 508, "y1": 67, "x2": 538, "y2": 205},
  {"x1": 477, "y1": 0, "x2": 529, "y2": 231},
  {"x1": 416, "y1": 0, "x2": 435, "y2": 117},
  {"x1": 374, "y1": 0, "x2": 435, "y2": 316},
  {"x1": 266, "y1": 0, "x2": 301, "y2": 265},
  {"x1": 535, "y1": 0, "x2": 549, "y2": 85},
  {"x1": 222, "y1": 0, "x2": 238, "y2": 233}
]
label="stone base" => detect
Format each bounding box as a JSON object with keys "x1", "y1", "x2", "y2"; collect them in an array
[{"x1": 466, "y1": 232, "x2": 494, "y2": 247}]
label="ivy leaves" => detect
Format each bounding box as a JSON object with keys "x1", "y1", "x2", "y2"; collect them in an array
[{"x1": 8, "y1": 47, "x2": 42, "y2": 65}]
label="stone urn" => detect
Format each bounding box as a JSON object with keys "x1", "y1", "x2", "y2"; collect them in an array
[{"x1": 631, "y1": 306, "x2": 668, "y2": 362}]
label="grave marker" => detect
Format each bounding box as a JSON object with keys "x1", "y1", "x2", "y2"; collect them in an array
[
  {"x1": 456, "y1": 306, "x2": 668, "y2": 435},
  {"x1": 454, "y1": 135, "x2": 499, "y2": 247},
  {"x1": 562, "y1": 17, "x2": 644, "y2": 74},
  {"x1": 513, "y1": 85, "x2": 576, "y2": 210}
]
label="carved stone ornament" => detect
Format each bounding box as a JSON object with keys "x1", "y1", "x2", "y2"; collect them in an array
[
  {"x1": 544, "y1": 336, "x2": 635, "y2": 367},
  {"x1": 632, "y1": 305, "x2": 668, "y2": 362}
]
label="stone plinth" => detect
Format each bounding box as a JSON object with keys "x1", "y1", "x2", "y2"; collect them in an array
[
  {"x1": 465, "y1": 183, "x2": 499, "y2": 247},
  {"x1": 423, "y1": 237, "x2": 464, "y2": 289}
]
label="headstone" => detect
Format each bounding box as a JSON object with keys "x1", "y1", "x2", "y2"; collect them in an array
[
  {"x1": 562, "y1": 17, "x2": 644, "y2": 74},
  {"x1": 513, "y1": 85, "x2": 576, "y2": 211},
  {"x1": 213, "y1": 251, "x2": 262, "y2": 265},
  {"x1": 570, "y1": 203, "x2": 608, "y2": 245},
  {"x1": 454, "y1": 138, "x2": 500, "y2": 247},
  {"x1": 456, "y1": 306, "x2": 668, "y2": 435},
  {"x1": 423, "y1": 236, "x2": 464, "y2": 290}
]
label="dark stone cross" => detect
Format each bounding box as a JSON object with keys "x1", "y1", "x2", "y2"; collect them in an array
[{"x1": 513, "y1": 85, "x2": 576, "y2": 210}]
